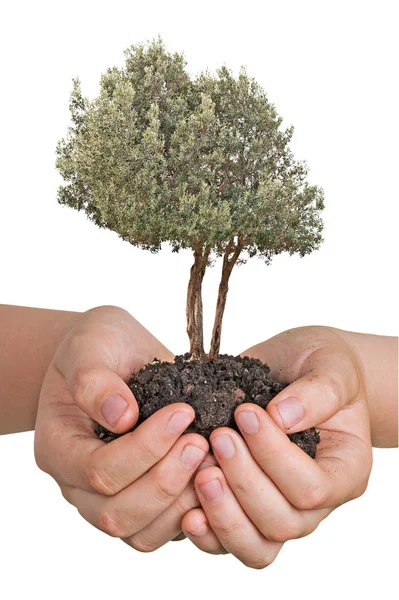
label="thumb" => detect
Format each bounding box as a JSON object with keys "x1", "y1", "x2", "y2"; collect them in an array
[
  {"x1": 54, "y1": 333, "x2": 139, "y2": 434},
  {"x1": 266, "y1": 348, "x2": 360, "y2": 433},
  {"x1": 69, "y1": 364, "x2": 138, "y2": 434}
]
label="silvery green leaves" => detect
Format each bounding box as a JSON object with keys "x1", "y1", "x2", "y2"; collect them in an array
[{"x1": 55, "y1": 36, "x2": 324, "y2": 261}]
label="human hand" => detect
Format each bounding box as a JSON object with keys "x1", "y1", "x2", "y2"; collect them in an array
[
  {"x1": 181, "y1": 326, "x2": 372, "y2": 568},
  {"x1": 34, "y1": 305, "x2": 208, "y2": 551}
]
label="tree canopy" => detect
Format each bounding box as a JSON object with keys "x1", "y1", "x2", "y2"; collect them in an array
[{"x1": 56, "y1": 34, "x2": 324, "y2": 265}]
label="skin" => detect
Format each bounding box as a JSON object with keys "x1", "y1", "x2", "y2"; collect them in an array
[
  {"x1": 1, "y1": 305, "x2": 397, "y2": 566},
  {"x1": 1, "y1": 304, "x2": 205, "y2": 549},
  {"x1": 33, "y1": 305, "x2": 210, "y2": 551},
  {"x1": 181, "y1": 327, "x2": 397, "y2": 566},
  {"x1": 0, "y1": 304, "x2": 80, "y2": 434}
]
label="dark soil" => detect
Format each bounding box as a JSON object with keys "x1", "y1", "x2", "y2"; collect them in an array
[{"x1": 95, "y1": 354, "x2": 320, "y2": 458}]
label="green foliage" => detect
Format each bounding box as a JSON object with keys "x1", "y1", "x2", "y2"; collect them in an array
[{"x1": 56, "y1": 34, "x2": 324, "y2": 262}]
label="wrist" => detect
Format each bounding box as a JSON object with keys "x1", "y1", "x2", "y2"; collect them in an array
[{"x1": 0, "y1": 305, "x2": 81, "y2": 434}]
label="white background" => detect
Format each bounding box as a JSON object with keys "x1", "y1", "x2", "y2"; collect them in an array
[{"x1": 0, "y1": 0, "x2": 398, "y2": 598}]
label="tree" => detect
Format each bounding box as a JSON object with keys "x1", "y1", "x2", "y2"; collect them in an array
[{"x1": 56, "y1": 35, "x2": 325, "y2": 360}]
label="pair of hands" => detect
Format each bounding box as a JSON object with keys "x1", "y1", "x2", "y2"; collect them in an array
[{"x1": 34, "y1": 306, "x2": 372, "y2": 568}]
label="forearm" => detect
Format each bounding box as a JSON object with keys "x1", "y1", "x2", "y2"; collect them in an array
[
  {"x1": 336, "y1": 329, "x2": 398, "y2": 448},
  {"x1": 0, "y1": 305, "x2": 81, "y2": 434}
]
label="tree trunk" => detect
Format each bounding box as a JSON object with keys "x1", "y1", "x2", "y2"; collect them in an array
[
  {"x1": 209, "y1": 239, "x2": 242, "y2": 360},
  {"x1": 186, "y1": 246, "x2": 210, "y2": 359}
]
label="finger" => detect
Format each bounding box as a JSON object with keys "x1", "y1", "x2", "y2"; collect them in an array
[
  {"x1": 82, "y1": 404, "x2": 200, "y2": 495},
  {"x1": 61, "y1": 480, "x2": 201, "y2": 550},
  {"x1": 38, "y1": 393, "x2": 196, "y2": 493},
  {"x1": 196, "y1": 452, "x2": 218, "y2": 472},
  {"x1": 125, "y1": 480, "x2": 200, "y2": 552},
  {"x1": 182, "y1": 508, "x2": 228, "y2": 555},
  {"x1": 235, "y1": 403, "x2": 368, "y2": 509},
  {"x1": 265, "y1": 345, "x2": 360, "y2": 433},
  {"x1": 194, "y1": 466, "x2": 282, "y2": 569},
  {"x1": 62, "y1": 433, "x2": 208, "y2": 538},
  {"x1": 54, "y1": 306, "x2": 174, "y2": 433},
  {"x1": 210, "y1": 427, "x2": 330, "y2": 542},
  {"x1": 55, "y1": 339, "x2": 137, "y2": 434}
]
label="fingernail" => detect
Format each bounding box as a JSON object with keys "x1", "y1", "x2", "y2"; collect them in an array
[
  {"x1": 211, "y1": 434, "x2": 235, "y2": 459},
  {"x1": 276, "y1": 397, "x2": 304, "y2": 429},
  {"x1": 197, "y1": 457, "x2": 217, "y2": 472},
  {"x1": 101, "y1": 395, "x2": 128, "y2": 426},
  {"x1": 236, "y1": 410, "x2": 259, "y2": 434},
  {"x1": 187, "y1": 522, "x2": 208, "y2": 536},
  {"x1": 200, "y1": 479, "x2": 224, "y2": 502},
  {"x1": 181, "y1": 445, "x2": 206, "y2": 470},
  {"x1": 167, "y1": 410, "x2": 193, "y2": 435}
]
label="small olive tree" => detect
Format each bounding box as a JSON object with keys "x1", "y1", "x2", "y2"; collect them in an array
[{"x1": 56, "y1": 35, "x2": 325, "y2": 360}]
